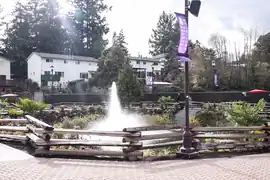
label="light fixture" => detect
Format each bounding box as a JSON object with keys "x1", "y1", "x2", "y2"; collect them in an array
[{"x1": 189, "y1": 0, "x2": 201, "y2": 17}]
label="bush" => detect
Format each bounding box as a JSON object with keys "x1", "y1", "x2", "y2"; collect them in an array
[
  {"x1": 151, "y1": 114, "x2": 172, "y2": 125},
  {"x1": 195, "y1": 103, "x2": 227, "y2": 127},
  {"x1": 158, "y1": 96, "x2": 173, "y2": 110},
  {"x1": 0, "y1": 99, "x2": 8, "y2": 109},
  {"x1": 225, "y1": 98, "x2": 265, "y2": 126},
  {"x1": 14, "y1": 98, "x2": 49, "y2": 115},
  {"x1": 189, "y1": 116, "x2": 200, "y2": 126},
  {"x1": 8, "y1": 109, "x2": 24, "y2": 118}
]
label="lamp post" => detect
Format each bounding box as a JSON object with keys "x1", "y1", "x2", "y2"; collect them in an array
[
  {"x1": 50, "y1": 65, "x2": 54, "y2": 93},
  {"x1": 177, "y1": 0, "x2": 201, "y2": 158}
]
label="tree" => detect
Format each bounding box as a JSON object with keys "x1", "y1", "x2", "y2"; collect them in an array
[
  {"x1": 149, "y1": 11, "x2": 179, "y2": 56},
  {"x1": 117, "y1": 63, "x2": 142, "y2": 106},
  {"x1": 1, "y1": 0, "x2": 68, "y2": 78},
  {"x1": 161, "y1": 40, "x2": 181, "y2": 83},
  {"x1": 112, "y1": 29, "x2": 129, "y2": 56},
  {"x1": 149, "y1": 11, "x2": 180, "y2": 84},
  {"x1": 1, "y1": 2, "x2": 33, "y2": 78},
  {"x1": 90, "y1": 46, "x2": 129, "y2": 88},
  {"x1": 69, "y1": 0, "x2": 111, "y2": 58}
]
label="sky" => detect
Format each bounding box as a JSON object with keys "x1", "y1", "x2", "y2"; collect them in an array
[{"x1": 1, "y1": 0, "x2": 270, "y2": 56}]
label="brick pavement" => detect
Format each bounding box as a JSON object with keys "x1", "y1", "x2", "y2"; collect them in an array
[{"x1": 1, "y1": 153, "x2": 270, "y2": 180}]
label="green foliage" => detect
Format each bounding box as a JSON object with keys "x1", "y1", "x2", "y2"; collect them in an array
[
  {"x1": 189, "y1": 116, "x2": 201, "y2": 126},
  {"x1": 112, "y1": 29, "x2": 129, "y2": 56},
  {"x1": 1, "y1": 0, "x2": 110, "y2": 77},
  {"x1": 8, "y1": 109, "x2": 24, "y2": 117},
  {"x1": 151, "y1": 114, "x2": 172, "y2": 125},
  {"x1": 90, "y1": 46, "x2": 129, "y2": 88},
  {"x1": 195, "y1": 103, "x2": 227, "y2": 127},
  {"x1": 14, "y1": 98, "x2": 49, "y2": 115},
  {"x1": 143, "y1": 146, "x2": 178, "y2": 157},
  {"x1": 117, "y1": 64, "x2": 142, "y2": 106},
  {"x1": 149, "y1": 11, "x2": 181, "y2": 83},
  {"x1": 55, "y1": 114, "x2": 99, "y2": 129},
  {"x1": 0, "y1": 99, "x2": 8, "y2": 109},
  {"x1": 158, "y1": 96, "x2": 173, "y2": 110},
  {"x1": 70, "y1": 0, "x2": 111, "y2": 58},
  {"x1": 226, "y1": 99, "x2": 265, "y2": 126},
  {"x1": 149, "y1": 11, "x2": 179, "y2": 56}
]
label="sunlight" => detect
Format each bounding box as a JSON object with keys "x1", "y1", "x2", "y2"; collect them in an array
[{"x1": 56, "y1": 0, "x2": 75, "y2": 15}]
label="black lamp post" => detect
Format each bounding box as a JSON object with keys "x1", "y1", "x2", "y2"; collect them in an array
[{"x1": 177, "y1": 0, "x2": 201, "y2": 158}]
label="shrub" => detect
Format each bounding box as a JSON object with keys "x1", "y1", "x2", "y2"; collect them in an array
[
  {"x1": 225, "y1": 98, "x2": 265, "y2": 126},
  {"x1": 14, "y1": 98, "x2": 49, "y2": 115},
  {"x1": 195, "y1": 103, "x2": 227, "y2": 127},
  {"x1": 151, "y1": 114, "x2": 172, "y2": 125},
  {"x1": 189, "y1": 116, "x2": 200, "y2": 126},
  {"x1": 158, "y1": 96, "x2": 173, "y2": 110},
  {"x1": 8, "y1": 109, "x2": 24, "y2": 118},
  {"x1": 0, "y1": 99, "x2": 8, "y2": 109}
]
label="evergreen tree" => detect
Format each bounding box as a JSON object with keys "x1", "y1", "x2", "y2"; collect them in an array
[
  {"x1": 1, "y1": 2, "x2": 34, "y2": 78},
  {"x1": 69, "y1": 0, "x2": 111, "y2": 58},
  {"x1": 149, "y1": 11, "x2": 180, "y2": 83},
  {"x1": 90, "y1": 46, "x2": 129, "y2": 88},
  {"x1": 117, "y1": 63, "x2": 142, "y2": 106},
  {"x1": 112, "y1": 29, "x2": 129, "y2": 56},
  {"x1": 1, "y1": 0, "x2": 68, "y2": 78},
  {"x1": 149, "y1": 11, "x2": 179, "y2": 56}
]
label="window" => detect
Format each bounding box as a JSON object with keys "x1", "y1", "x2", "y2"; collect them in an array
[
  {"x1": 45, "y1": 58, "x2": 53, "y2": 63},
  {"x1": 147, "y1": 72, "x2": 153, "y2": 76},
  {"x1": 75, "y1": 61, "x2": 80, "y2": 64},
  {"x1": 44, "y1": 71, "x2": 50, "y2": 75},
  {"x1": 80, "y1": 73, "x2": 88, "y2": 79},
  {"x1": 55, "y1": 71, "x2": 64, "y2": 77},
  {"x1": 143, "y1": 61, "x2": 146, "y2": 65},
  {"x1": 136, "y1": 60, "x2": 140, "y2": 64},
  {"x1": 64, "y1": 60, "x2": 67, "y2": 64},
  {"x1": 153, "y1": 62, "x2": 158, "y2": 65}
]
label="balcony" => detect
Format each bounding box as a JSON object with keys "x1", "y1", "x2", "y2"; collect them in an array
[{"x1": 41, "y1": 74, "x2": 60, "y2": 81}]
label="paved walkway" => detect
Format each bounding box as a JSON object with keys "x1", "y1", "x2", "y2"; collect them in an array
[
  {"x1": 1, "y1": 153, "x2": 270, "y2": 180},
  {"x1": 0, "y1": 143, "x2": 32, "y2": 162}
]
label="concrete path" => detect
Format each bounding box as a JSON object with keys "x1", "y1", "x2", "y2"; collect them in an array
[
  {"x1": 0, "y1": 143, "x2": 33, "y2": 162},
  {"x1": 175, "y1": 107, "x2": 201, "y2": 124},
  {"x1": 0, "y1": 153, "x2": 270, "y2": 180}
]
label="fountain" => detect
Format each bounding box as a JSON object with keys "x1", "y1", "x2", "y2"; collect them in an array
[{"x1": 83, "y1": 82, "x2": 149, "y2": 151}]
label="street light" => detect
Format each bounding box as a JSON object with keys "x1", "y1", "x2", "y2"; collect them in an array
[{"x1": 177, "y1": 0, "x2": 201, "y2": 158}]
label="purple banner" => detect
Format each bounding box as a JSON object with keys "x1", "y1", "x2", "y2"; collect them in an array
[
  {"x1": 178, "y1": 56, "x2": 191, "y2": 62},
  {"x1": 214, "y1": 72, "x2": 218, "y2": 86},
  {"x1": 175, "y1": 12, "x2": 188, "y2": 56}
]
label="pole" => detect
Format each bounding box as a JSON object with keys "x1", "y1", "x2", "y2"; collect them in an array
[
  {"x1": 177, "y1": 0, "x2": 196, "y2": 157},
  {"x1": 184, "y1": 0, "x2": 190, "y2": 135}
]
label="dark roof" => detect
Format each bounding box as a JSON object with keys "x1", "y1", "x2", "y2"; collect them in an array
[
  {"x1": 0, "y1": 55, "x2": 11, "y2": 62},
  {"x1": 34, "y1": 52, "x2": 98, "y2": 62}
]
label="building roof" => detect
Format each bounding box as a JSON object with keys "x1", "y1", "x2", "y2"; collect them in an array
[
  {"x1": 27, "y1": 52, "x2": 167, "y2": 63},
  {"x1": 128, "y1": 53, "x2": 166, "y2": 62},
  {"x1": 0, "y1": 55, "x2": 11, "y2": 62},
  {"x1": 32, "y1": 52, "x2": 98, "y2": 62}
]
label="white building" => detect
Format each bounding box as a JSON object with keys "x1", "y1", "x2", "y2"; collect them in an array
[
  {"x1": 27, "y1": 52, "x2": 167, "y2": 87},
  {"x1": 0, "y1": 56, "x2": 11, "y2": 80}
]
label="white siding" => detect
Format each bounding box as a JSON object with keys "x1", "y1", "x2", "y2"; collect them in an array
[
  {"x1": 0, "y1": 57, "x2": 11, "y2": 80},
  {"x1": 27, "y1": 52, "x2": 167, "y2": 87},
  {"x1": 27, "y1": 53, "x2": 42, "y2": 86},
  {"x1": 130, "y1": 59, "x2": 163, "y2": 72},
  {"x1": 41, "y1": 58, "x2": 98, "y2": 85}
]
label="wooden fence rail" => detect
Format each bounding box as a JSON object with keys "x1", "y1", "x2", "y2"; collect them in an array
[{"x1": 0, "y1": 116, "x2": 270, "y2": 160}]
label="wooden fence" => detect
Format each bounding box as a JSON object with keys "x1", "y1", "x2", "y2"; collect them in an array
[{"x1": 0, "y1": 116, "x2": 270, "y2": 160}]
